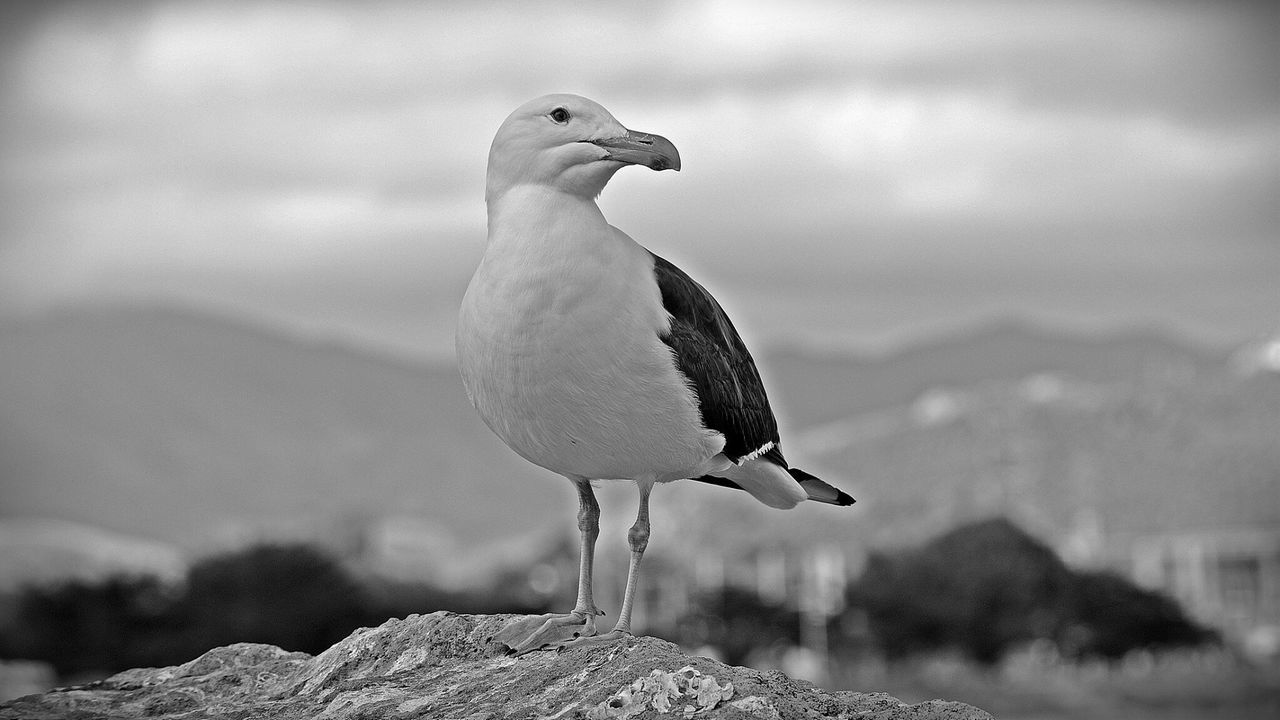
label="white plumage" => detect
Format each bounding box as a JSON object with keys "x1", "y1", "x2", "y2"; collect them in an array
[
  {"x1": 458, "y1": 186, "x2": 725, "y2": 483},
  {"x1": 457, "y1": 94, "x2": 853, "y2": 654}
]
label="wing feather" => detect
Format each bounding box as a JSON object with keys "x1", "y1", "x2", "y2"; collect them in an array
[{"x1": 650, "y1": 252, "x2": 777, "y2": 462}]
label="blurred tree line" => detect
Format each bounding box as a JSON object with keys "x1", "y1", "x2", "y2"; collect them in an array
[
  {"x1": 0, "y1": 544, "x2": 544, "y2": 677},
  {"x1": 0, "y1": 518, "x2": 1214, "y2": 679},
  {"x1": 660, "y1": 518, "x2": 1214, "y2": 667},
  {"x1": 844, "y1": 518, "x2": 1214, "y2": 665}
]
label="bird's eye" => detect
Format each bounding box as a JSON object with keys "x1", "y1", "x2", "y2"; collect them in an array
[{"x1": 549, "y1": 107, "x2": 571, "y2": 124}]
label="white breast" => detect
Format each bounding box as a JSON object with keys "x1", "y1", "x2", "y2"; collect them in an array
[{"x1": 456, "y1": 189, "x2": 724, "y2": 482}]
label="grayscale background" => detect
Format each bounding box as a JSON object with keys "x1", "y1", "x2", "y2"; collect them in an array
[{"x1": 1, "y1": 2, "x2": 1277, "y2": 717}]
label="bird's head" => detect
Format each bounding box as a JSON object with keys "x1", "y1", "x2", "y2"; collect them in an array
[{"x1": 486, "y1": 94, "x2": 680, "y2": 202}]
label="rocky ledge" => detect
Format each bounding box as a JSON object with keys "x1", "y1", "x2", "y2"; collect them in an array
[{"x1": 1, "y1": 612, "x2": 991, "y2": 719}]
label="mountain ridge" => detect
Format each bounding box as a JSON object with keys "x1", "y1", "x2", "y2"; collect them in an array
[{"x1": 1, "y1": 305, "x2": 1273, "y2": 568}]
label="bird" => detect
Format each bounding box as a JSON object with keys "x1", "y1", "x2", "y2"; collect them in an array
[{"x1": 456, "y1": 94, "x2": 854, "y2": 655}]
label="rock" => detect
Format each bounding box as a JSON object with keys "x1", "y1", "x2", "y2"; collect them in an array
[{"x1": 0, "y1": 612, "x2": 992, "y2": 719}]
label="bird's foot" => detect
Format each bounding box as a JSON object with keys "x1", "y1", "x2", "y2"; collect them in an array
[
  {"x1": 556, "y1": 628, "x2": 633, "y2": 653},
  {"x1": 489, "y1": 608, "x2": 603, "y2": 656}
]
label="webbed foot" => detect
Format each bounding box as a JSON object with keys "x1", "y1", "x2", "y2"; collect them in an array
[
  {"x1": 555, "y1": 628, "x2": 633, "y2": 654},
  {"x1": 489, "y1": 609, "x2": 604, "y2": 656}
]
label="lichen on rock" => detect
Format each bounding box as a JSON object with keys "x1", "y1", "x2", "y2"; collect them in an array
[{"x1": 588, "y1": 665, "x2": 734, "y2": 718}]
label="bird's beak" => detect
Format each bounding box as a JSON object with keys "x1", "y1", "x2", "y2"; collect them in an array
[{"x1": 588, "y1": 129, "x2": 681, "y2": 172}]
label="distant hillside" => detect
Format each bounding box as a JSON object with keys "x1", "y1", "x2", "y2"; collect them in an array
[
  {"x1": 763, "y1": 320, "x2": 1227, "y2": 426},
  {"x1": 1, "y1": 307, "x2": 1275, "y2": 572},
  {"x1": 803, "y1": 367, "x2": 1280, "y2": 550},
  {"x1": 0, "y1": 307, "x2": 568, "y2": 552},
  {"x1": 0, "y1": 518, "x2": 186, "y2": 591}
]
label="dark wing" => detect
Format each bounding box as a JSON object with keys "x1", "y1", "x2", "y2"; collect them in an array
[{"x1": 650, "y1": 252, "x2": 778, "y2": 462}]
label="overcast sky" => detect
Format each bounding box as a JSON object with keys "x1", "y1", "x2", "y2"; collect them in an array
[{"x1": 1, "y1": 0, "x2": 1276, "y2": 359}]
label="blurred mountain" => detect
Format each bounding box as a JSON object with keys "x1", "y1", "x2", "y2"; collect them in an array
[
  {"x1": 0, "y1": 307, "x2": 569, "y2": 556},
  {"x1": 1, "y1": 307, "x2": 1276, "y2": 581},
  {"x1": 794, "y1": 362, "x2": 1280, "y2": 551},
  {"x1": 763, "y1": 320, "x2": 1228, "y2": 426},
  {"x1": 0, "y1": 518, "x2": 185, "y2": 591}
]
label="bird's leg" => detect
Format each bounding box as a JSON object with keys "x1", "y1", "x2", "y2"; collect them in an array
[
  {"x1": 490, "y1": 479, "x2": 604, "y2": 655},
  {"x1": 613, "y1": 479, "x2": 651, "y2": 634},
  {"x1": 559, "y1": 480, "x2": 652, "y2": 651},
  {"x1": 570, "y1": 478, "x2": 604, "y2": 620}
]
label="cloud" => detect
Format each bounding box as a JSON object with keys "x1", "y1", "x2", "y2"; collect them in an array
[{"x1": 0, "y1": 0, "x2": 1275, "y2": 354}]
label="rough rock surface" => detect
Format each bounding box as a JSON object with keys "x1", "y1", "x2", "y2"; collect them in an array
[{"x1": 1, "y1": 612, "x2": 992, "y2": 719}]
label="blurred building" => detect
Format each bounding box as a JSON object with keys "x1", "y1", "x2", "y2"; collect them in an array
[{"x1": 1123, "y1": 526, "x2": 1280, "y2": 653}]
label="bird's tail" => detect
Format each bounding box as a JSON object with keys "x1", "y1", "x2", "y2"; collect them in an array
[
  {"x1": 789, "y1": 467, "x2": 856, "y2": 506},
  {"x1": 703, "y1": 460, "x2": 855, "y2": 509},
  {"x1": 707, "y1": 460, "x2": 806, "y2": 509}
]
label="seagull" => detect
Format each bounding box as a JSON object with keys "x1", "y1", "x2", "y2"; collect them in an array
[{"x1": 457, "y1": 94, "x2": 854, "y2": 655}]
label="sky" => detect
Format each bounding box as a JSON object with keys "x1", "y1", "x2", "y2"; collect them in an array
[{"x1": 1, "y1": 0, "x2": 1277, "y2": 359}]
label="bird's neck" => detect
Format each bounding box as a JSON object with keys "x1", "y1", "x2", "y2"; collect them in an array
[{"x1": 486, "y1": 185, "x2": 610, "y2": 257}]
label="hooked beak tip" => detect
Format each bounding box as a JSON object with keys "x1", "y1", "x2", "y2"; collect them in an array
[{"x1": 589, "y1": 129, "x2": 681, "y2": 172}]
